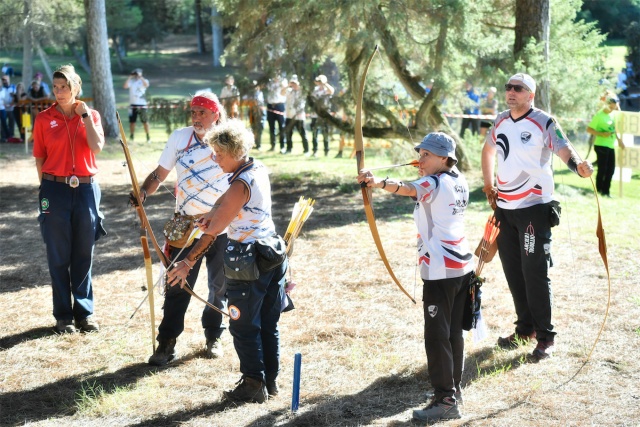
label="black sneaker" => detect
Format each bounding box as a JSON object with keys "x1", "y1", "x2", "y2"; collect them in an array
[
  {"x1": 497, "y1": 331, "x2": 536, "y2": 349},
  {"x1": 266, "y1": 379, "x2": 279, "y2": 397},
  {"x1": 413, "y1": 396, "x2": 461, "y2": 422},
  {"x1": 75, "y1": 316, "x2": 99, "y2": 332},
  {"x1": 55, "y1": 319, "x2": 76, "y2": 334},
  {"x1": 528, "y1": 340, "x2": 555, "y2": 362},
  {"x1": 223, "y1": 376, "x2": 268, "y2": 403},
  {"x1": 205, "y1": 339, "x2": 223, "y2": 359},
  {"x1": 148, "y1": 338, "x2": 177, "y2": 366}
]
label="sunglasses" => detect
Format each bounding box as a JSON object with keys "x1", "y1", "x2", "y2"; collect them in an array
[{"x1": 504, "y1": 84, "x2": 530, "y2": 93}]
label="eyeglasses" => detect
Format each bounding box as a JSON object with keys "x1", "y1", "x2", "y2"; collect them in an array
[{"x1": 504, "y1": 84, "x2": 530, "y2": 93}]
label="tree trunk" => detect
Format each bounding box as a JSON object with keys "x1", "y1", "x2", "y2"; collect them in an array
[
  {"x1": 515, "y1": 0, "x2": 551, "y2": 111},
  {"x1": 84, "y1": 0, "x2": 118, "y2": 138},
  {"x1": 195, "y1": 0, "x2": 206, "y2": 54},
  {"x1": 36, "y1": 43, "x2": 53, "y2": 83},
  {"x1": 69, "y1": 44, "x2": 92, "y2": 75},
  {"x1": 21, "y1": 0, "x2": 33, "y2": 87},
  {"x1": 111, "y1": 36, "x2": 125, "y2": 72},
  {"x1": 211, "y1": 6, "x2": 223, "y2": 67}
]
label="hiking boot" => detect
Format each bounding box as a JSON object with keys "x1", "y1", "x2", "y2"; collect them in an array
[
  {"x1": 205, "y1": 339, "x2": 223, "y2": 359},
  {"x1": 528, "y1": 340, "x2": 555, "y2": 362},
  {"x1": 497, "y1": 331, "x2": 536, "y2": 349},
  {"x1": 266, "y1": 379, "x2": 279, "y2": 397},
  {"x1": 425, "y1": 390, "x2": 463, "y2": 405},
  {"x1": 75, "y1": 316, "x2": 99, "y2": 332},
  {"x1": 335, "y1": 151, "x2": 343, "y2": 158},
  {"x1": 413, "y1": 396, "x2": 461, "y2": 422},
  {"x1": 148, "y1": 338, "x2": 177, "y2": 366},
  {"x1": 223, "y1": 376, "x2": 268, "y2": 403},
  {"x1": 55, "y1": 319, "x2": 76, "y2": 334}
]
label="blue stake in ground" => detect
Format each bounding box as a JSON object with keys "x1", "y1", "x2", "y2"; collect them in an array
[{"x1": 292, "y1": 353, "x2": 302, "y2": 411}]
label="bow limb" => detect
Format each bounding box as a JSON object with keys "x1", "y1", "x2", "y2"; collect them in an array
[
  {"x1": 355, "y1": 46, "x2": 416, "y2": 304},
  {"x1": 560, "y1": 177, "x2": 611, "y2": 387}
]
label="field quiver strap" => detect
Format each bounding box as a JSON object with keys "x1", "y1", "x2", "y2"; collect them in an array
[
  {"x1": 224, "y1": 240, "x2": 260, "y2": 281},
  {"x1": 462, "y1": 272, "x2": 483, "y2": 331},
  {"x1": 163, "y1": 213, "x2": 202, "y2": 248},
  {"x1": 549, "y1": 200, "x2": 561, "y2": 227},
  {"x1": 255, "y1": 234, "x2": 287, "y2": 272}
]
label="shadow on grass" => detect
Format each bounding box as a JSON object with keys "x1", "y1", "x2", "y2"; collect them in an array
[
  {"x1": 0, "y1": 351, "x2": 203, "y2": 426},
  {"x1": 0, "y1": 326, "x2": 54, "y2": 351}
]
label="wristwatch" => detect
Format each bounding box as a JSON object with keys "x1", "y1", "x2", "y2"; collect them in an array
[{"x1": 81, "y1": 112, "x2": 89, "y2": 119}]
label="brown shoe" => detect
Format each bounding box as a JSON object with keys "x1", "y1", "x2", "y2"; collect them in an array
[
  {"x1": 148, "y1": 338, "x2": 177, "y2": 366},
  {"x1": 55, "y1": 319, "x2": 77, "y2": 334},
  {"x1": 223, "y1": 376, "x2": 268, "y2": 403},
  {"x1": 528, "y1": 340, "x2": 555, "y2": 362},
  {"x1": 497, "y1": 331, "x2": 536, "y2": 349},
  {"x1": 75, "y1": 316, "x2": 99, "y2": 332},
  {"x1": 266, "y1": 379, "x2": 279, "y2": 397}
]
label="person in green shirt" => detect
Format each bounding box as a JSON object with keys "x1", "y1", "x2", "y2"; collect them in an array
[{"x1": 586, "y1": 96, "x2": 625, "y2": 197}]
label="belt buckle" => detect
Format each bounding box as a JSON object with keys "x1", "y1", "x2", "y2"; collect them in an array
[{"x1": 68, "y1": 175, "x2": 80, "y2": 188}]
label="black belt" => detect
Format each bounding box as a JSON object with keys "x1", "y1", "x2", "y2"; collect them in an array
[{"x1": 42, "y1": 173, "x2": 94, "y2": 184}]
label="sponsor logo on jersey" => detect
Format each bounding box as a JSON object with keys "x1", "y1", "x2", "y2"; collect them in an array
[{"x1": 521, "y1": 131, "x2": 532, "y2": 144}]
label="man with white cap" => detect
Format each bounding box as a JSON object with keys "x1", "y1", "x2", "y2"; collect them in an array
[
  {"x1": 310, "y1": 74, "x2": 334, "y2": 157},
  {"x1": 131, "y1": 92, "x2": 230, "y2": 365},
  {"x1": 481, "y1": 73, "x2": 593, "y2": 362},
  {"x1": 281, "y1": 74, "x2": 309, "y2": 154},
  {"x1": 358, "y1": 132, "x2": 474, "y2": 422},
  {"x1": 124, "y1": 68, "x2": 150, "y2": 142}
]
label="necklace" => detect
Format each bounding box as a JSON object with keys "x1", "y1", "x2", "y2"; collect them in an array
[{"x1": 61, "y1": 108, "x2": 81, "y2": 188}]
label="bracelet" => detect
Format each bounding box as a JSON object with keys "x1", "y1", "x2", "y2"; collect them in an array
[
  {"x1": 182, "y1": 259, "x2": 193, "y2": 270},
  {"x1": 381, "y1": 177, "x2": 389, "y2": 189},
  {"x1": 394, "y1": 181, "x2": 403, "y2": 193}
]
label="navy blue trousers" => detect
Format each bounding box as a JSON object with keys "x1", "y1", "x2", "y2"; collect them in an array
[
  {"x1": 159, "y1": 235, "x2": 227, "y2": 341},
  {"x1": 226, "y1": 259, "x2": 287, "y2": 383},
  {"x1": 267, "y1": 103, "x2": 285, "y2": 149},
  {"x1": 38, "y1": 179, "x2": 105, "y2": 321}
]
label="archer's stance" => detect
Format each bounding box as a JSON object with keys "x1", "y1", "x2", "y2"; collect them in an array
[
  {"x1": 132, "y1": 92, "x2": 230, "y2": 365},
  {"x1": 481, "y1": 73, "x2": 593, "y2": 362},
  {"x1": 358, "y1": 132, "x2": 474, "y2": 423}
]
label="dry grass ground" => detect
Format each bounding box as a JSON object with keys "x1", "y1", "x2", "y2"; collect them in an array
[{"x1": 1, "y1": 138, "x2": 639, "y2": 427}]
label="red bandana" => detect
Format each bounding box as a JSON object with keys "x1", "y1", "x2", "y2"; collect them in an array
[{"x1": 191, "y1": 96, "x2": 219, "y2": 113}]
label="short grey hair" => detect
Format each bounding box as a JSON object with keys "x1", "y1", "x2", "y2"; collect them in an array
[{"x1": 206, "y1": 119, "x2": 254, "y2": 161}]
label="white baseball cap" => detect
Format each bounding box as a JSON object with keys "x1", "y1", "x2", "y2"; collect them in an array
[{"x1": 508, "y1": 73, "x2": 536, "y2": 93}]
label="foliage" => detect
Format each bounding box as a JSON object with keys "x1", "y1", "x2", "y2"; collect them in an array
[
  {"x1": 106, "y1": 0, "x2": 143, "y2": 39},
  {"x1": 213, "y1": 0, "x2": 608, "y2": 139},
  {"x1": 579, "y1": 0, "x2": 640, "y2": 39},
  {"x1": 0, "y1": 0, "x2": 85, "y2": 51}
]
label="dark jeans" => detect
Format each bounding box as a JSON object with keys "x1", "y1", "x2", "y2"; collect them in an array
[
  {"x1": 38, "y1": 180, "x2": 105, "y2": 321},
  {"x1": 284, "y1": 118, "x2": 308, "y2": 152},
  {"x1": 0, "y1": 109, "x2": 9, "y2": 140},
  {"x1": 226, "y1": 259, "x2": 288, "y2": 383},
  {"x1": 158, "y1": 235, "x2": 228, "y2": 341},
  {"x1": 267, "y1": 103, "x2": 285, "y2": 149},
  {"x1": 459, "y1": 117, "x2": 479, "y2": 138},
  {"x1": 594, "y1": 145, "x2": 615, "y2": 196},
  {"x1": 311, "y1": 117, "x2": 330, "y2": 154},
  {"x1": 495, "y1": 203, "x2": 555, "y2": 342},
  {"x1": 423, "y1": 272, "x2": 472, "y2": 401}
]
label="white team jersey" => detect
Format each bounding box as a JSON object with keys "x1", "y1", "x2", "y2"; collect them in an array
[
  {"x1": 128, "y1": 78, "x2": 148, "y2": 105},
  {"x1": 410, "y1": 169, "x2": 474, "y2": 280},
  {"x1": 227, "y1": 159, "x2": 276, "y2": 243},
  {"x1": 486, "y1": 108, "x2": 569, "y2": 209},
  {"x1": 158, "y1": 127, "x2": 230, "y2": 217}
]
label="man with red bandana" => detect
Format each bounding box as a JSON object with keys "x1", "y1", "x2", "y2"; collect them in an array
[
  {"x1": 132, "y1": 92, "x2": 231, "y2": 365},
  {"x1": 481, "y1": 73, "x2": 593, "y2": 361}
]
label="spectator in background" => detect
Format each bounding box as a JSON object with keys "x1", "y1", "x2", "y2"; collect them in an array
[
  {"x1": 459, "y1": 81, "x2": 479, "y2": 139},
  {"x1": 282, "y1": 75, "x2": 309, "y2": 155},
  {"x1": 124, "y1": 68, "x2": 150, "y2": 143},
  {"x1": 266, "y1": 74, "x2": 287, "y2": 152},
  {"x1": 28, "y1": 80, "x2": 47, "y2": 102},
  {"x1": 2, "y1": 75, "x2": 16, "y2": 139},
  {"x1": 587, "y1": 95, "x2": 624, "y2": 198},
  {"x1": 34, "y1": 72, "x2": 50, "y2": 98},
  {"x1": 310, "y1": 74, "x2": 334, "y2": 157},
  {"x1": 616, "y1": 68, "x2": 628, "y2": 107},
  {"x1": 0, "y1": 75, "x2": 14, "y2": 141},
  {"x1": 220, "y1": 74, "x2": 240, "y2": 119},
  {"x1": 479, "y1": 86, "x2": 498, "y2": 139},
  {"x1": 246, "y1": 80, "x2": 265, "y2": 151},
  {"x1": 424, "y1": 78, "x2": 434, "y2": 94},
  {"x1": 12, "y1": 82, "x2": 27, "y2": 141},
  {"x1": 2, "y1": 63, "x2": 14, "y2": 77}
]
